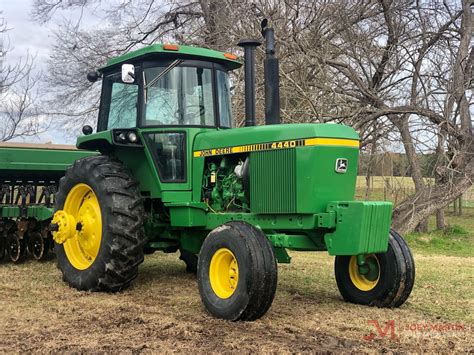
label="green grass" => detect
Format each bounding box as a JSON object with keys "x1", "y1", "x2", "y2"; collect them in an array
[{"x1": 403, "y1": 209, "x2": 474, "y2": 258}]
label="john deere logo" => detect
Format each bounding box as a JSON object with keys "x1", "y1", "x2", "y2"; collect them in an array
[{"x1": 335, "y1": 158, "x2": 348, "y2": 173}]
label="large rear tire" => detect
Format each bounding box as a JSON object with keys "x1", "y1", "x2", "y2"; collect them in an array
[
  {"x1": 54, "y1": 155, "x2": 146, "y2": 292},
  {"x1": 334, "y1": 230, "x2": 415, "y2": 307},
  {"x1": 197, "y1": 221, "x2": 277, "y2": 321}
]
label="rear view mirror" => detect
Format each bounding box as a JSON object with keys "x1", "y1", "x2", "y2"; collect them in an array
[{"x1": 121, "y1": 64, "x2": 135, "y2": 83}]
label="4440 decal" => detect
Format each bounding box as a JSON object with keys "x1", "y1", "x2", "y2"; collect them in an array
[{"x1": 193, "y1": 137, "x2": 359, "y2": 158}]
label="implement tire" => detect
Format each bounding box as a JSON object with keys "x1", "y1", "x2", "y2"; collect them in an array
[
  {"x1": 334, "y1": 230, "x2": 415, "y2": 308},
  {"x1": 28, "y1": 232, "x2": 48, "y2": 261},
  {"x1": 197, "y1": 221, "x2": 277, "y2": 321},
  {"x1": 54, "y1": 155, "x2": 145, "y2": 292},
  {"x1": 0, "y1": 237, "x2": 5, "y2": 261},
  {"x1": 7, "y1": 233, "x2": 26, "y2": 263},
  {"x1": 179, "y1": 250, "x2": 198, "y2": 273}
]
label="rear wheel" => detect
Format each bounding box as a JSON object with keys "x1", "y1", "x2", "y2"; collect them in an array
[
  {"x1": 334, "y1": 230, "x2": 415, "y2": 307},
  {"x1": 197, "y1": 221, "x2": 277, "y2": 321},
  {"x1": 7, "y1": 233, "x2": 26, "y2": 263},
  {"x1": 53, "y1": 155, "x2": 146, "y2": 292}
]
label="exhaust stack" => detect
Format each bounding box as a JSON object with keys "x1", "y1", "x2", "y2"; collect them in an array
[
  {"x1": 261, "y1": 19, "x2": 281, "y2": 125},
  {"x1": 238, "y1": 39, "x2": 261, "y2": 127}
]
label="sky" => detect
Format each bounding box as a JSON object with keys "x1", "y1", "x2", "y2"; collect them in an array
[
  {"x1": 2, "y1": 0, "x2": 66, "y2": 143},
  {"x1": 2, "y1": 0, "x2": 53, "y2": 70},
  {"x1": 2, "y1": 0, "x2": 94, "y2": 144}
]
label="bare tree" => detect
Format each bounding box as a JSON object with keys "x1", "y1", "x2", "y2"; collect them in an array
[
  {"x1": 33, "y1": 0, "x2": 473, "y2": 233},
  {"x1": 0, "y1": 13, "x2": 44, "y2": 142}
]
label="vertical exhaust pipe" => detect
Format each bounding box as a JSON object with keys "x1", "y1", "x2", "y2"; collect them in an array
[
  {"x1": 238, "y1": 39, "x2": 261, "y2": 126},
  {"x1": 261, "y1": 19, "x2": 281, "y2": 125}
]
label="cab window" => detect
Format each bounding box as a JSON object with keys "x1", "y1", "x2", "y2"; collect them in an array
[
  {"x1": 144, "y1": 66, "x2": 215, "y2": 126},
  {"x1": 144, "y1": 132, "x2": 186, "y2": 182},
  {"x1": 216, "y1": 70, "x2": 232, "y2": 128},
  {"x1": 100, "y1": 72, "x2": 139, "y2": 129}
]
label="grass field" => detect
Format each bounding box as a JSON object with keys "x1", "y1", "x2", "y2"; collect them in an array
[{"x1": 1, "y1": 209, "x2": 472, "y2": 352}]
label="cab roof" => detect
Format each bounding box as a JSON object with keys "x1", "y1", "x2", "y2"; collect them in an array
[{"x1": 101, "y1": 44, "x2": 242, "y2": 71}]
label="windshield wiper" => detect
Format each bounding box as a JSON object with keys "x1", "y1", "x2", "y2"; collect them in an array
[{"x1": 145, "y1": 59, "x2": 183, "y2": 89}]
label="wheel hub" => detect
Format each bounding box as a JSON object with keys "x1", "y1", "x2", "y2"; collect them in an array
[
  {"x1": 348, "y1": 254, "x2": 380, "y2": 291},
  {"x1": 55, "y1": 183, "x2": 102, "y2": 270},
  {"x1": 209, "y1": 248, "x2": 239, "y2": 299}
]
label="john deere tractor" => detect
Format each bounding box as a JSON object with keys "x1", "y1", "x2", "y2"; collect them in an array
[{"x1": 49, "y1": 22, "x2": 414, "y2": 321}]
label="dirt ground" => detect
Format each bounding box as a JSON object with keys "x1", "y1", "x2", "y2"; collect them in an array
[{"x1": 0, "y1": 250, "x2": 472, "y2": 353}]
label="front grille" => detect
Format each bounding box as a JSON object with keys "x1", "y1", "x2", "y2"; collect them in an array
[{"x1": 250, "y1": 149, "x2": 296, "y2": 214}]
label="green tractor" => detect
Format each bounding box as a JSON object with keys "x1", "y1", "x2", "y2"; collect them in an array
[{"x1": 50, "y1": 23, "x2": 414, "y2": 321}]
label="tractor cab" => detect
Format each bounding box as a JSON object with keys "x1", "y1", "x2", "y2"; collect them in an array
[
  {"x1": 79, "y1": 44, "x2": 241, "y2": 193},
  {"x1": 95, "y1": 44, "x2": 241, "y2": 131}
]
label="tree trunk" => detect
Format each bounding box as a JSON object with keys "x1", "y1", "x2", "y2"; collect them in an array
[
  {"x1": 434, "y1": 130, "x2": 446, "y2": 230},
  {"x1": 365, "y1": 134, "x2": 377, "y2": 200},
  {"x1": 392, "y1": 159, "x2": 473, "y2": 233},
  {"x1": 436, "y1": 209, "x2": 446, "y2": 230},
  {"x1": 393, "y1": 116, "x2": 429, "y2": 231}
]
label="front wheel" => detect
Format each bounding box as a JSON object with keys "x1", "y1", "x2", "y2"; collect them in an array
[
  {"x1": 197, "y1": 222, "x2": 278, "y2": 321},
  {"x1": 334, "y1": 230, "x2": 415, "y2": 308}
]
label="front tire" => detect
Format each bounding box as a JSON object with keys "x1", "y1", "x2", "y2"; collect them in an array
[
  {"x1": 54, "y1": 155, "x2": 146, "y2": 292},
  {"x1": 334, "y1": 230, "x2": 415, "y2": 307},
  {"x1": 197, "y1": 221, "x2": 277, "y2": 321}
]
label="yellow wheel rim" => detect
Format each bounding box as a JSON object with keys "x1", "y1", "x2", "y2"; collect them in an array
[
  {"x1": 209, "y1": 248, "x2": 239, "y2": 299},
  {"x1": 63, "y1": 183, "x2": 102, "y2": 270},
  {"x1": 348, "y1": 255, "x2": 380, "y2": 291}
]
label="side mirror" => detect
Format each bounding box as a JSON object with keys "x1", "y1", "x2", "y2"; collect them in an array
[{"x1": 121, "y1": 64, "x2": 135, "y2": 83}]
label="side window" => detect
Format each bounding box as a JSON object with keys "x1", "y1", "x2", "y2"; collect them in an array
[
  {"x1": 145, "y1": 132, "x2": 186, "y2": 182},
  {"x1": 101, "y1": 72, "x2": 139, "y2": 129},
  {"x1": 217, "y1": 70, "x2": 232, "y2": 128}
]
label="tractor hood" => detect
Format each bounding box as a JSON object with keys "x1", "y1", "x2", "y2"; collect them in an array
[{"x1": 193, "y1": 123, "x2": 359, "y2": 157}]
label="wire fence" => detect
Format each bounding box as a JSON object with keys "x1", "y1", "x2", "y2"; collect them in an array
[{"x1": 355, "y1": 176, "x2": 474, "y2": 209}]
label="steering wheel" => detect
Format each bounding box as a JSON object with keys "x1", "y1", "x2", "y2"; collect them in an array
[{"x1": 174, "y1": 104, "x2": 205, "y2": 122}]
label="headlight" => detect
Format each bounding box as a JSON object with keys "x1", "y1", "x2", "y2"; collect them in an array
[
  {"x1": 127, "y1": 132, "x2": 138, "y2": 143},
  {"x1": 117, "y1": 132, "x2": 127, "y2": 143}
]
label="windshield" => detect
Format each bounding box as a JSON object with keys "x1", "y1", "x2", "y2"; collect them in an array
[{"x1": 144, "y1": 66, "x2": 215, "y2": 126}]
